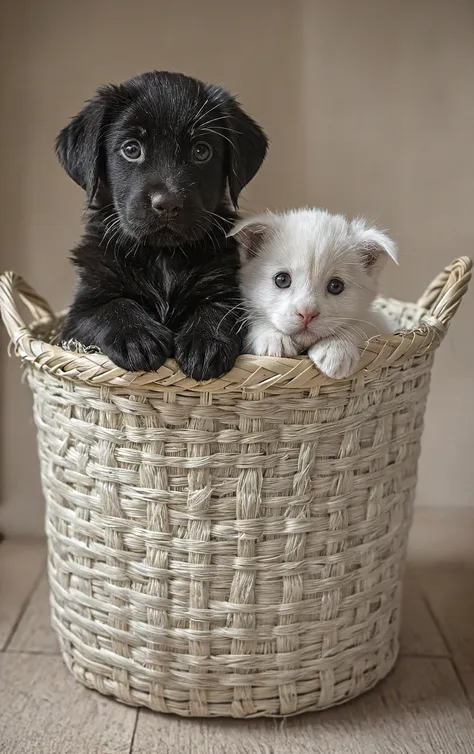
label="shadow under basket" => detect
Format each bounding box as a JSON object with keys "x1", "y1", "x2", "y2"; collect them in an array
[{"x1": 0, "y1": 257, "x2": 471, "y2": 718}]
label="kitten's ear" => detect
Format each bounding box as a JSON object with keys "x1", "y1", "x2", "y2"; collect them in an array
[
  {"x1": 227, "y1": 214, "x2": 276, "y2": 262},
  {"x1": 351, "y1": 220, "x2": 398, "y2": 278}
]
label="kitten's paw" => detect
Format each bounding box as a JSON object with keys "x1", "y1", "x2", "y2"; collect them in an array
[
  {"x1": 308, "y1": 339, "x2": 360, "y2": 379},
  {"x1": 250, "y1": 331, "x2": 299, "y2": 357}
]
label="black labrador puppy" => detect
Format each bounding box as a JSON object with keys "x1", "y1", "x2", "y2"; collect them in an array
[{"x1": 56, "y1": 71, "x2": 268, "y2": 379}]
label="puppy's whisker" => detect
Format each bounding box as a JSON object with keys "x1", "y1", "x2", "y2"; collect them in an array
[
  {"x1": 198, "y1": 121, "x2": 244, "y2": 138},
  {"x1": 200, "y1": 128, "x2": 236, "y2": 150},
  {"x1": 195, "y1": 115, "x2": 229, "y2": 128},
  {"x1": 102, "y1": 216, "x2": 123, "y2": 255},
  {"x1": 201, "y1": 210, "x2": 229, "y2": 236},
  {"x1": 206, "y1": 220, "x2": 226, "y2": 243},
  {"x1": 194, "y1": 219, "x2": 219, "y2": 253},
  {"x1": 193, "y1": 100, "x2": 223, "y2": 126},
  {"x1": 190, "y1": 97, "x2": 210, "y2": 126},
  {"x1": 215, "y1": 302, "x2": 243, "y2": 333}
]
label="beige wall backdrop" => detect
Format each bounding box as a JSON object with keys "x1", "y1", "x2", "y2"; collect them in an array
[{"x1": 1, "y1": 0, "x2": 473, "y2": 536}]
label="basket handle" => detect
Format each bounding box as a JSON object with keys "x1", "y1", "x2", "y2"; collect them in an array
[
  {"x1": 0, "y1": 271, "x2": 56, "y2": 344},
  {"x1": 417, "y1": 256, "x2": 472, "y2": 327}
]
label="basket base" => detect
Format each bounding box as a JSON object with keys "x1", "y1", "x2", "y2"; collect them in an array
[{"x1": 56, "y1": 637, "x2": 400, "y2": 719}]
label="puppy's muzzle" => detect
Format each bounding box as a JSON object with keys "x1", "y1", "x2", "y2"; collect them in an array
[{"x1": 150, "y1": 192, "x2": 183, "y2": 219}]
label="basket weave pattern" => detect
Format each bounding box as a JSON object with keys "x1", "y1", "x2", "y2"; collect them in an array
[{"x1": 0, "y1": 257, "x2": 471, "y2": 717}]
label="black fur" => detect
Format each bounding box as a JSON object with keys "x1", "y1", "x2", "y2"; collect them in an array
[{"x1": 56, "y1": 71, "x2": 268, "y2": 378}]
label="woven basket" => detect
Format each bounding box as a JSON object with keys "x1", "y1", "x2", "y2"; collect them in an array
[{"x1": 0, "y1": 257, "x2": 471, "y2": 718}]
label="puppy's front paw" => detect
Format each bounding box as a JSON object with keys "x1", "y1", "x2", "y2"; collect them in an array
[
  {"x1": 175, "y1": 325, "x2": 240, "y2": 381},
  {"x1": 103, "y1": 322, "x2": 174, "y2": 372},
  {"x1": 249, "y1": 331, "x2": 299, "y2": 357},
  {"x1": 308, "y1": 338, "x2": 360, "y2": 379}
]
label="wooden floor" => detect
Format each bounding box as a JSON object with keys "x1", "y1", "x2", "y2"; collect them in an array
[{"x1": 1, "y1": 508, "x2": 474, "y2": 753}]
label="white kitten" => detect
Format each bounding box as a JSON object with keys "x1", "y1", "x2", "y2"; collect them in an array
[{"x1": 230, "y1": 208, "x2": 398, "y2": 379}]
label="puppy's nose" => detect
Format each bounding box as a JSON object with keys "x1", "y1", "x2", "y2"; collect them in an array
[
  {"x1": 297, "y1": 309, "x2": 319, "y2": 327},
  {"x1": 150, "y1": 193, "x2": 183, "y2": 218}
]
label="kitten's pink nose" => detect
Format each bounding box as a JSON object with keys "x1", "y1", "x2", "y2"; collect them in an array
[{"x1": 297, "y1": 309, "x2": 319, "y2": 327}]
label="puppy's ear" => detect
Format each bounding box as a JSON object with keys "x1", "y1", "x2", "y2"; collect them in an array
[
  {"x1": 350, "y1": 219, "x2": 398, "y2": 279},
  {"x1": 55, "y1": 85, "x2": 119, "y2": 203},
  {"x1": 225, "y1": 101, "x2": 268, "y2": 207},
  {"x1": 205, "y1": 86, "x2": 268, "y2": 207},
  {"x1": 228, "y1": 214, "x2": 276, "y2": 262}
]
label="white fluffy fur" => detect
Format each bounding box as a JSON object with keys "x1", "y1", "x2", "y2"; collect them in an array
[{"x1": 230, "y1": 208, "x2": 398, "y2": 379}]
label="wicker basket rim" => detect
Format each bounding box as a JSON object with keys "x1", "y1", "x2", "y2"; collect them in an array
[{"x1": 0, "y1": 257, "x2": 471, "y2": 393}]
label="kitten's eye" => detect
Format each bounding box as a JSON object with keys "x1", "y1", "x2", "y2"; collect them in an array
[
  {"x1": 120, "y1": 140, "x2": 143, "y2": 162},
  {"x1": 274, "y1": 272, "x2": 292, "y2": 289},
  {"x1": 192, "y1": 142, "x2": 213, "y2": 163},
  {"x1": 327, "y1": 278, "x2": 345, "y2": 295}
]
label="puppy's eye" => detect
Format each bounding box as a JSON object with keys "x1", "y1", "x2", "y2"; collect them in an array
[
  {"x1": 192, "y1": 142, "x2": 213, "y2": 164},
  {"x1": 274, "y1": 272, "x2": 291, "y2": 289},
  {"x1": 120, "y1": 140, "x2": 143, "y2": 162},
  {"x1": 327, "y1": 278, "x2": 345, "y2": 295}
]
